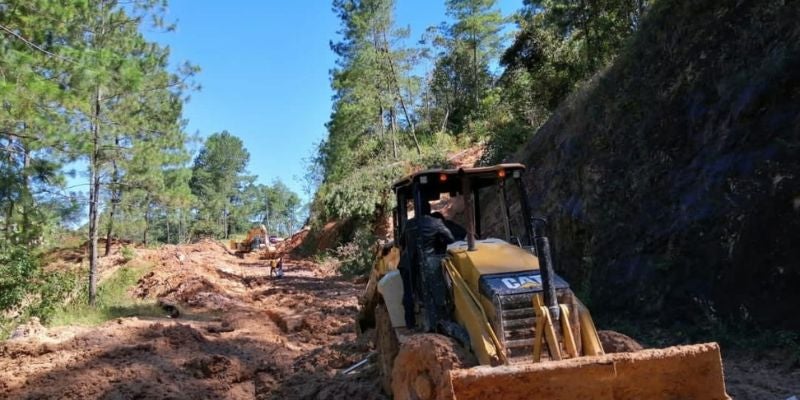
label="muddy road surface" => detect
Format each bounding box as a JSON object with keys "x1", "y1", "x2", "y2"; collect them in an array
[
  {"x1": 0, "y1": 241, "x2": 386, "y2": 400},
  {"x1": 0, "y1": 240, "x2": 797, "y2": 399}
]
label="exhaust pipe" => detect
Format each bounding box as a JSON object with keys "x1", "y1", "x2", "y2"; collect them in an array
[{"x1": 532, "y1": 218, "x2": 560, "y2": 321}]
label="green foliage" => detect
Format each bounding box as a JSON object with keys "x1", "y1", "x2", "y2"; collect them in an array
[
  {"x1": 334, "y1": 228, "x2": 377, "y2": 277},
  {"x1": 0, "y1": 241, "x2": 82, "y2": 338},
  {"x1": 248, "y1": 180, "x2": 305, "y2": 237},
  {"x1": 120, "y1": 246, "x2": 136, "y2": 262},
  {"x1": 27, "y1": 268, "x2": 82, "y2": 324},
  {"x1": 316, "y1": 145, "x2": 452, "y2": 224},
  {"x1": 505, "y1": 0, "x2": 651, "y2": 105},
  {"x1": 312, "y1": 0, "x2": 662, "y2": 282},
  {"x1": 479, "y1": 0, "x2": 651, "y2": 163},
  {"x1": 50, "y1": 263, "x2": 160, "y2": 327},
  {"x1": 426, "y1": 0, "x2": 507, "y2": 134},
  {"x1": 0, "y1": 0, "x2": 201, "y2": 304},
  {"x1": 190, "y1": 131, "x2": 251, "y2": 238},
  {"x1": 0, "y1": 242, "x2": 39, "y2": 312}
]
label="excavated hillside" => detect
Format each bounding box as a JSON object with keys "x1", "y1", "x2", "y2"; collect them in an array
[{"x1": 485, "y1": 0, "x2": 800, "y2": 330}]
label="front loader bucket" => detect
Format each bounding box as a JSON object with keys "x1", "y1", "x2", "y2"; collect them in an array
[{"x1": 447, "y1": 343, "x2": 728, "y2": 400}]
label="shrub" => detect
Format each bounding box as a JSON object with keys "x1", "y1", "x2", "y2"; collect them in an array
[
  {"x1": 334, "y1": 228, "x2": 377, "y2": 277},
  {"x1": 49, "y1": 262, "x2": 160, "y2": 327},
  {"x1": 0, "y1": 242, "x2": 83, "y2": 337},
  {"x1": 0, "y1": 242, "x2": 39, "y2": 312},
  {"x1": 120, "y1": 246, "x2": 136, "y2": 262}
]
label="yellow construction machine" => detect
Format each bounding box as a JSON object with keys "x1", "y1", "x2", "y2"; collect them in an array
[
  {"x1": 230, "y1": 224, "x2": 280, "y2": 256},
  {"x1": 357, "y1": 164, "x2": 728, "y2": 400},
  {"x1": 230, "y1": 225, "x2": 268, "y2": 253},
  {"x1": 230, "y1": 225, "x2": 282, "y2": 275}
]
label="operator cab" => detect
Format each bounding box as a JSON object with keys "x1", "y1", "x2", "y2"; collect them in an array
[
  {"x1": 391, "y1": 163, "x2": 535, "y2": 253},
  {"x1": 391, "y1": 164, "x2": 556, "y2": 333}
]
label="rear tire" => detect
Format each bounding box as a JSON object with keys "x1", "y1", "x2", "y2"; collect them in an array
[
  {"x1": 375, "y1": 303, "x2": 399, "y2": 394},
  {"x1": 391, "y1": 334, "x2": 475, "y2": 400}
]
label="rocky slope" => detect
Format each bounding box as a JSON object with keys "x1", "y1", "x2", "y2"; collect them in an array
[{"x1": 488, "y1": 0, "x2": 800, "y2": 329}]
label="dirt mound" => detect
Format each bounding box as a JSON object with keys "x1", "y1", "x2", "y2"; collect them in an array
[
  {"x1": 277, "y1": 227, "x2": 310, "y2": 255},
  {"x1": 269, "y1": 333, "x2": 384, "y2": 400},
  {"x1": 392, "y1": 334, "x2": 476, "y2": 400},
  {"x1": 598, "y1": 330, "x2": 644, "y2": 353},
  {"x1": 136, "y1": 271, "x2": 234, "y2": 311},
  {"x1": 184, "y1": 354, "x2": 245, "y2": 380},
  {"x1": 266, "y1": 307, "x2": 308, "y2": 333},
  {"x1": 131, "y1": 240, "x2": 252, "y2": 312},
  {"x1": 316, "y1": 221, "x2": 351, "y2": 252},
  {"x1": 447, "y1": 144, "x2": 485, "y2": 168},
  {"x1": 725, "y1": 349, "x2": 800, "y2": 400},
  {"x1": 8, "y1": 317, "x2": 47, "y2": 340}
]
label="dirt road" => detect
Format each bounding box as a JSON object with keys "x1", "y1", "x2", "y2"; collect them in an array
[
  {"x1": 0, "y1": 241, "x2": 385, "y2": 400},
  {"x1": 0, "y1": 240, "x2": 797, "y2": 399}
]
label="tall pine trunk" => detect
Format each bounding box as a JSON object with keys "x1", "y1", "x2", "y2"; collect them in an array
[
  {"x1": 104, "y1": 135, "x2": 120, "y2": 257},
  {"x1": 222, "y1": 206, "x2": 228, "y2": 239},
  {"x1": 104, "y1": 204, "x2": 115, "y2": 256},
  {"x1": 88, "y1": 86, "x2": 102, "y2": 306},
  {"x1": 143, "y1": 196, "x2": 151, "y2": 245},
  {"x1": 179, "y1": 208, "x2": 184, "y2": 244},
  {"x1": 166, "y1": 210, "x2": 170, "y2": 244},
  {"x1": 5, "y1": 200, "x2": 13, "y2": 236},
  {"x1": 21, "y1": 139, "x2": 32, "y2": 242},
  {"x1": 472, "y1": 32, "x2": 479, "y2": 111},
  {"x1": 381, "y1": 31, "x2": 420, "y2": 155}
]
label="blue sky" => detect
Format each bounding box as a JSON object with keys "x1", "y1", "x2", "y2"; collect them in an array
[{"x1": 149, "y1": 0, "x2": 522, "y2": 201}]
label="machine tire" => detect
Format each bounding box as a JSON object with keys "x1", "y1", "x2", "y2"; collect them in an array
[
  {"x1": 375, "y1": 303, "x2": 399, "y2": 394},
  {"x1": 598, "y1": 330, "x2": 644, "y2": 353},
  {"x1": 391, "y1": 334, "x2": 474, "y2": 400}
]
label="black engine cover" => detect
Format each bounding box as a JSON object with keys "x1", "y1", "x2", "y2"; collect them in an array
[{"x1": 479, "y1": 270, "x2": 569, "y2": 306}]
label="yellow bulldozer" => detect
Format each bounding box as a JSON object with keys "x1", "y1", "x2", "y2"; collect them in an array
[{"x1": 357, "y1": 163, "x2": 728, "y2": 400}]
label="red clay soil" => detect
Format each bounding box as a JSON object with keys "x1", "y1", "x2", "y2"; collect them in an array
[
  {"x1": 0, "y1": 240, "x2": 386, "y2": 400},
  {"x1": 446, "y1": 145, "x2": 485, "y2": 168},
  {"x1": 1, "y1": 239, "x2": 797, "y2": 399}
]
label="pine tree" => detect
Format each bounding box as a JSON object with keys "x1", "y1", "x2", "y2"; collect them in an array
[
  {"x1": 189, "y1": 131, "x2": 250, "y2": 239},
  {"x1": 64, "y1": 0, "x2": 194, "y2": 305},
  {"x1": 429, "y1": 0, "x2": 506, "y2": 133},
  {"x1": 0, "y1": 0, "x2": 84, "y2": 245}
]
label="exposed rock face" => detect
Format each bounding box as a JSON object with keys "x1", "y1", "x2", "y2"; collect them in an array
[{"x1": 487, "y1": 0, "x2": 800, "y2": 329}]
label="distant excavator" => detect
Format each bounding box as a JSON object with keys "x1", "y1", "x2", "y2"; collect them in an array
[
  {"x1": 357, "y1": 163, "x2": 729, "y2": 400},
  {"x1": 230, "y1": 225, "x2": 283, "y2": 277},
  {"x1": 230, "y1": 224, "x2": 270, "y2": 254}
]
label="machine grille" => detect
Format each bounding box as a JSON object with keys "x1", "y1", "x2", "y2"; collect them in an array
[{"x1": 478, "y1": 271, "x2": 570, "y2": 364}]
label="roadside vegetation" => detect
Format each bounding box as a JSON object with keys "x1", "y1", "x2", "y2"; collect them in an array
[
  {"x1": 0, "y1": 242, "x2": 81, "y2": 339},
  {"x1": 310, "y1": 0, "x2": 800, "y2": 353},
  {"x1": 307, "y1": 0, "x2": 650, "y2": 275},
  {"x1": 0, "y1": 1, "x2": 305, "y2": 332},
  {"x1": 49, "y1": 261, "x2": 160, "y2": 328}
]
